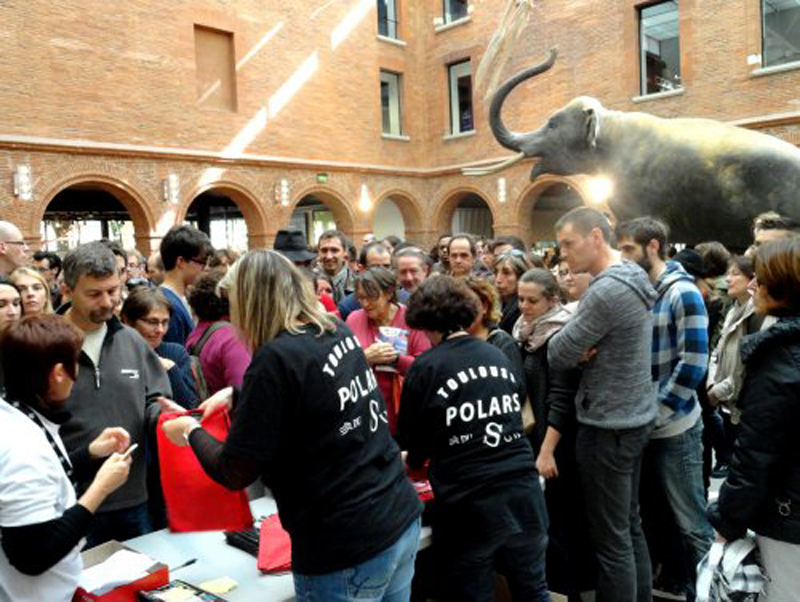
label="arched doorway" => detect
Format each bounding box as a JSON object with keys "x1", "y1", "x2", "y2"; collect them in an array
[
  {"x1": 185, "y1": 191, "x2": 247, "y2": 252},
  {"x1": 449, "y1": 193, "x2": 494, "y2": 239},
  {"x1": 183, "y1": 184, "x2": 266, "y2": 252},
  {"x1": 520, "y1": 180, "x2": 586, "y2": 249},
  {"x1": 289, "y1": 190, "x2": 355, "y2": 247},
  {"x1": 40, "y1": 181, "x2": 150, "y2": 253},
  {"x1": 373, "y1": 198, "x2": 405, "y2": 240}
]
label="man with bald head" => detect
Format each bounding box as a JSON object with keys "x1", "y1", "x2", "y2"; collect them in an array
[{"x1": 0, "y1": 221, "x2": 30, "y2": 277}]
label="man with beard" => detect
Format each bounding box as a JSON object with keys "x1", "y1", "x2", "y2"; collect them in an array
[
  {"x1": 617, "y1": 217, "x2": 712, "y2": 602},
  {"x1": 57, "y1": 242, "x2": 171, "y2": 546}
]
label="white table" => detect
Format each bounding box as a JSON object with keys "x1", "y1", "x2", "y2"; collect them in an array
[{"x1": 125, "y1": 497, "x2": 431, "y2": 601}]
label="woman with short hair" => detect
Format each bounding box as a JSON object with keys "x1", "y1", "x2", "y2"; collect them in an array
[
  {"x1": 346, "y1": 267, "x2": 430, "y2": 434},
  {"x1": 9, "y1": 267, "x2": 52, "y2": 317},
  {"x1": 0, "y1": 315, "x2": 131, "y2": 602},
  {"x1": 708, "y1": 238, "x2": 800, "y2": 600},
  {"x1": 121, "y1": 287, "x2": 197, "y2": 408},
  {"x1": 162, "y1": 250, "x2": 422, "y2": 602},
  {"x1": 397, "y1": 275, "x2": 549, "y2": 602}
]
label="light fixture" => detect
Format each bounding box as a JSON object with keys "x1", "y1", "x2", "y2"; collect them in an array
[
  {"x1": 497, "y1": 177, "x2": 507, "y2": 203},
  {"x1": 13, "y1": 165, "x2": 32, "y2": 201},
  {"x1": 162, "y1": 174, "x2": 180, "y2": 204},
  {"x1": 274, "y1": 178, "x2": 290, "y2": 207},
  {"x1": 358, "y1": 184, "x2": 372, "y2": 213},
  {"x1": 586, "y1": 176, "x2": 613, "y2": 205}
]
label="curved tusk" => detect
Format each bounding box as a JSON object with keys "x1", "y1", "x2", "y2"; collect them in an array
[{"x1": 462, "y1": 152, "x2": 526, "y2": 176}]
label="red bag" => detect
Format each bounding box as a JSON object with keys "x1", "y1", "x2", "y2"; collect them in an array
[
  {"x1": 257, "y1": 514, "x2": 292, "y2": 573},
  {"x1": 156, "y1": 410, "x2": 253, "y2": 532}
]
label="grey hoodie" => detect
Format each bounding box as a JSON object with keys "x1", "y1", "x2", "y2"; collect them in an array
[{"x1": 548, "y1": 261, "x2": 658, "y2": 430}]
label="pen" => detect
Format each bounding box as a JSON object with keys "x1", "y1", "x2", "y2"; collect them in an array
[{"x1": 172, "y1": 558, "x2": 197, "y2": 572}]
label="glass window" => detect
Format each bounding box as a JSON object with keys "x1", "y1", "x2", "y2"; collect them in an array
[
  {"x1": 763, "y1": 0, "x2": 800, "y2": 67},
  {"x1": 443, "y1": 0, "x2": 468, "y2": 24},
  {"x1": 380, "y1": 71, "x2": 402, "y2": 136},
  {"x1": 448, "y1": 60, "x2": 473, "y2": 134},
  {"x1": 377, "y1": 0, "x2": 398, "y2": 39},
  {"x1": 639, "y1": 1, "x2": 681, "y2": 95}
]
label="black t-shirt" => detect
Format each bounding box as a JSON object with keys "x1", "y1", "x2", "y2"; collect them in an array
[
  {"x1": 396, "y1": 336, "x2": 539, "y2": 540},
  {"x1": 224, "y1": 323, "x2": 422, "y2": 575}
]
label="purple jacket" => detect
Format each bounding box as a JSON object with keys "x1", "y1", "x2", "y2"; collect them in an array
[{"x1": 185, "y1": 321, "x2": 252, "y2": 397}]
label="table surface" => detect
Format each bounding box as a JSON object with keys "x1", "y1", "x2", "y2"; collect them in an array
[{"x1": 125, "y1": 497, "x2": 431, "y2": 601}]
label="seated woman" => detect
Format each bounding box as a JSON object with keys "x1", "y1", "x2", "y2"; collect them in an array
[
  {"x1": 10, "y1": 267, "x2": 53, "y2": 317},
  {"x1": 346, "y1": 267, "x2": 430, "y2": 435},
  {"x1": 185, "y1": 269, "x2": 252, "y2": 397},
  {"x1": 0, "y1": 315, "x2": 131, "y2": 602},
  {"x1": 121, "y1": 287, "x2": 197, "y2": 409},
  {"x1": 161, "y1": 251, "x2": 422, "y2": 602},
  {"x1": 708, "y1": 238, "x2": 800, "y2": 601},
  {"x1": 396, "y1": 275, "x2": 549, "y2": 602}
]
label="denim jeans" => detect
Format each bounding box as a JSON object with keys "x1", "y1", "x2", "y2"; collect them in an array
[
  {"x1": 86, "y1": 502, "x2": 153, "y2": 548},
  {"x1": 576, "y1": 421, "x2": 654, "y2": 602},
  {"x1": 293, "y1": 518, "x2": 421, "y2": 602},
  {"x1": 646, "y1": 419, "x2": 714, "y2": 601}
]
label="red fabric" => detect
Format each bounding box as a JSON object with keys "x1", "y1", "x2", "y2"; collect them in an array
[
  {"x1": 73, "y1": 566, "x2": 168, "y2": 601},
  {"x1": 257, "y1": 515, "x2": 292, "y2": 573},
  {"x1": 318, "y1": 293, "x2": 340, "y2": 317},
  {"x1": 156, "y1": 410, "x2": 253, "y2": 532}
]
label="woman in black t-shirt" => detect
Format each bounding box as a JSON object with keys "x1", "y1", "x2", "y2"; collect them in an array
[
  {"x1": 162, "y1": 250, "x2": 422, "y2": 602},
  {"x1": 396, "y1": 275, "x2": 550, "y2": 602}
]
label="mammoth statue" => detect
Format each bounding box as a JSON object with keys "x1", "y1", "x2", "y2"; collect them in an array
[{"x1": 471, "y1": 49, "x2": 800, "y2": 246}]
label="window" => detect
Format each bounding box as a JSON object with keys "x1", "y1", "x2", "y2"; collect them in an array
[
  {"x1": 448, "y1": 60, "x2": 473, "y2": 135},
  {"x1": 763, "y1": 0, "x2": 800, "y2": 67},
  {"x1": 377, "y1": 0, "x2": 398, "y2": 39},
  {"x1": 639, "y1": 1, "x2": 681, "y2": 95},
  {"x1": 380, "y1": 71, "x2": 402, "y2": 136},
  {"x1": 194, "y1": 25, "x2": 237, "y2": 111},
  {"x1": 443, "y1": 0, "x2": 468, "y2": 24}
]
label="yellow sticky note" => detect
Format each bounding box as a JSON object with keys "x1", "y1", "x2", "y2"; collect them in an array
[{"x1": 198, "y1": 576, "x2": 238, "y2": 595}]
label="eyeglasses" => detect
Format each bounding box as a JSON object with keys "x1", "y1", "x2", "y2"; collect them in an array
[
  {"x1": 138, "y1": 318, "x2": 170, "y2": 329},
  {"x1": 188, "y1": 257, "x2": 209, "y2": 267}
]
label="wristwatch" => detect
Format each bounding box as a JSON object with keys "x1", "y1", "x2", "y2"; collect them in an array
[{"x1": 183, "y1": 420, "x2": 202, "y2": 443}]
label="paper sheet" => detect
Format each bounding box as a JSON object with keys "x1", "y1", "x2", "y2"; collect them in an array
[{"x1": 78, "y1": 549, "x2": 156, "y2": 595}]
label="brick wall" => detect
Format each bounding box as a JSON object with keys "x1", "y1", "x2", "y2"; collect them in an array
[{"x1": 0, "y1": 0, "x2": 798, "y2": 251}]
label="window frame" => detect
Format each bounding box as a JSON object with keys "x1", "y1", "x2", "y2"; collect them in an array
[
  {"x1": 638, "y1": 0, "x2": 682, "y2": 96},
  {"x1": 377, "y1": 0, "x2": 399, "y2": 40},
  {"x1": 448, "y1": 60, "x2": 474, "y2": 135},
  {"x1": 443, "y1": 0, "x2": 469, "y2": 25},
  {"x1": 761, "y1": 0, "x2": 800, "y2": 68},
  {"x1": 380, "y1": 70, "x2": 403, "y2": 137}
]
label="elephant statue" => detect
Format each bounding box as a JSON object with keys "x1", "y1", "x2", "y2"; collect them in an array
[{"x1": 469, "y1": 49, "x2": 800, "y2": 246}]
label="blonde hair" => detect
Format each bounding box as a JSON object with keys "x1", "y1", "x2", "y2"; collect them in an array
[
  {"x1": 220, "y1": 250, "x2": 335, "y2": 352},
  {"x1": 9, "y1": 267, "x2": 53, "y2": 314}
]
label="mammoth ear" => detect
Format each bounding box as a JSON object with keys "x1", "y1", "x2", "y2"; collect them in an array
[{"x1": 584, "y1": 106, "x2": 600, "y2": 148}]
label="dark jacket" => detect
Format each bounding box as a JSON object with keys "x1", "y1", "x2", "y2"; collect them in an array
[
  {"x1": 522, "y1": 337, "x2": 581, "y2": 455},
  {"x1": 708, "y1": 317, "x2": 800, "y2": 543},
  {"x1": 156, "y1": 341, "x2": 198, "y2": 408},
  {"x1": 58, "y1": 315, "x2": 172, "y2": 512},
  {"x1": 499, "y1": 296, "x2": 521, "y2": 336}
]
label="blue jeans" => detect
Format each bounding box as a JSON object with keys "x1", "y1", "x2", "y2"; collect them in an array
[
  {"x1": 293, "y1": 518, "x2": 421, "y2": 602},
  {"x1": 86, "y1": 502, "x2": 153, "y2": 548},
  {"x1": 576, "y1": 422, "x2": 654, "y2": 602},
  {"x1": 647, "y1": 419, "x2": 714, "y2": 601}
]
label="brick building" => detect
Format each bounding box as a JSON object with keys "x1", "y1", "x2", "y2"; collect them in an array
[{"x1": 1, "y1": 0, "x2": 799, "y2": 252}]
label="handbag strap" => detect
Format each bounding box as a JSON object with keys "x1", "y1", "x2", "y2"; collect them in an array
[
  {"x1": 696, "y1": 541, "x2": 725, "y2": 601},
  {"x1": 190, "y1": 321, "x2": 230, "y2": 356}
]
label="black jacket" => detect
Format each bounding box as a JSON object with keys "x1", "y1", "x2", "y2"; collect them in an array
[
  {"x1": 708, "y1": 317, "x2": 800, "y2": 542},
  {"x1": 521, "y1": 337, "x2": 580, "y2": 455}
]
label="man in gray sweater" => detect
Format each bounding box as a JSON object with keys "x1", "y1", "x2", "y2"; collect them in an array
[{"x1": 548, "y1": 207, "x2": 658, "y2": 602}]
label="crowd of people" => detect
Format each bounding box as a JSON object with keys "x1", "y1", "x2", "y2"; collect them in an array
[{"x1": 0, "y1": 208, "x2": 798, "y2": 602}]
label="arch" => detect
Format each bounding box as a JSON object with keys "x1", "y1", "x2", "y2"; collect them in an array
[
  {"x1": 178, "y1": 179, "x2": 268, "y2": 249},
  {"x1": 287, "y1": 185, "x2": 356, "y2": 242},
  {"x1": 431, "y1": 187, "x2": 497, "y2": 237},
  {"x1": 514, "y1": 175, "x2": 596, "y2": 245},
  {"x1": 373, "y1": 189, "x2": 424, "y2": 233},
  {"x1": 35, "y1": 174, "x2": 155, "y2": 252}
]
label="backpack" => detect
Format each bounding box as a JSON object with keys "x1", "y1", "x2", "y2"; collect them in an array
[{"x1": 188, "y1": 321, "x2": 230, "y2": 400}]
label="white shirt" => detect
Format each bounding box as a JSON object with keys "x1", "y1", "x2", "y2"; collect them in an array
[
  {"x1": 0, "y1": 400, "x2": 82, "y2": 602},
  {"x1": 82, "y1": 322, "x2": 108, "y2": 368}
]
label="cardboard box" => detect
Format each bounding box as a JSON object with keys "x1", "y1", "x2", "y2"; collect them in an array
[{"x1": 73, "y1": 541, "x2": 169, "y2": 602}]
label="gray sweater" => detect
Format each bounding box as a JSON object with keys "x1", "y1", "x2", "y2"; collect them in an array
[{"x1": 548, "y1": 261, "x2": 658, "y2": 430}]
